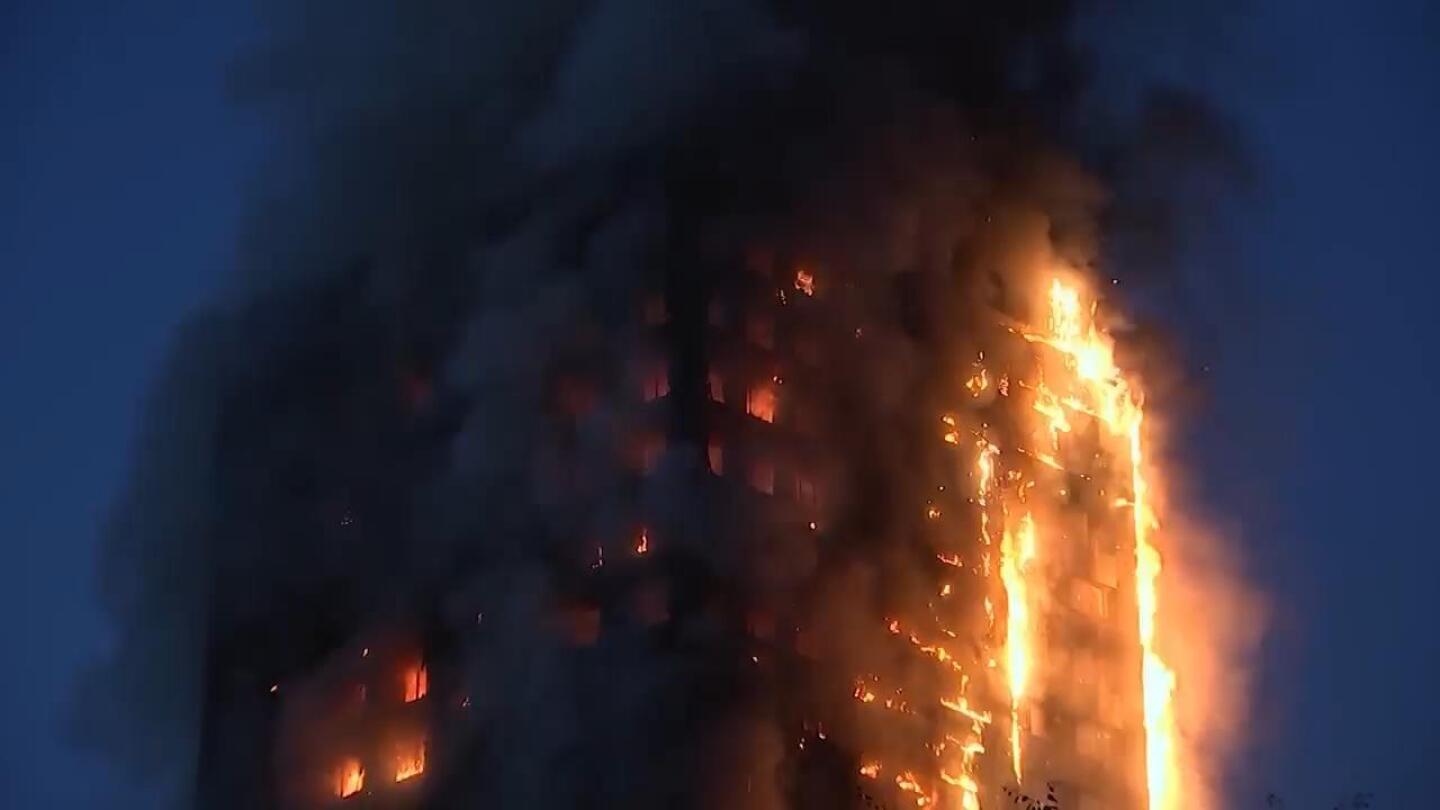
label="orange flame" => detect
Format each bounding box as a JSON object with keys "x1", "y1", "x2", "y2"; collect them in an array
[
  {"x1": 999, "y1": 511, "x2": 1038, "y2": 782},
  {"x1": 394, "y1": 740, "x2": 425, "y2": 783},
  {"x1": 1026, "y1": 277, "x2": 1179, "y2": 810},
  {"x1": 746, "y1": 384, "x2": 777, "y2": 423},
  {"x1": 402, "y1": 664, "x2": 428, "y2": 703},
  {"x1": 334, "y1": 758, "x2": 364, "y2": 798},
  {"x1": 847, "y1": 270, "x2": 1217, "y2": 809}
]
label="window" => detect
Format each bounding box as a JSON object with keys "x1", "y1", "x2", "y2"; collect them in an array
[
  {"x1": 642, "y1": 365, "x2": 669, "y2": 402},
  {"x1": 707, "y1": 439, "x2": 724, "y2": 475},
  {"x1": 334, "y1": 759, "x2": 364, "y2": 799},
  {"x1": 1096, "y1": 679, "x2": 1123, "y2": 727},
  {"x1": 747, "y1": 315, "x2": 774, "y2": 349},
  {"x1": 563, "y1": 604, "x2": 601, "y2": 646},
  {"x1": 1028, "y1": 704, "x2": 1047, "y2": 737},
  {"x1": 1092, "y1": 550, "x2": 1119, "y2": 588},
  {"x1": 1071, "y1": 580, "x2": 1113, "y2": 620},
  {"x1": 792, "y1": 402, "x2": 817, "y2": 436},
  {"x1": 708, "y1": 298, "x2": 726, "y2": 327},
  {"x1": 393, "y1": 739, "x2": 426, "y2": 783},
  {"x1": 639, "y1": 433, "x2": 665, "y2": 473},
  {"x1": 745, "y1": 245, "x2": 775, "y2": 276},
  {"x1": 746, "y1": 384, "x2": 776, "y2": 423},
  {"x1": 793, "y1": 473, "x2": 818, "y2": 507},
  {"x1": 557, "y1": 378, "x2": 595, "y2": 417},
  {"x1": 796, "y1": 335, "x2": 820, "y2": 364},
  {"x1": 747, "y1": 609, "x2": 775, "y2": 640},
  {"x1": 708, "y1": 369, "x2": 725, "y2": 403},
  {"x1": 749, "y1": 459, "x2": 775, "y2": 494},
  {"x1": 1075, "y1": 724, "x2": 1110, "y2": 759},
  {"x1": 643, "y1": 293, "x2": 668, "y2": 325},
  {"x1": 1072, "y1": 649, "x2": 1099, "y2": 685},
  {"x1": 402, "y1": 664, "x2": 427, "y2": 703}
]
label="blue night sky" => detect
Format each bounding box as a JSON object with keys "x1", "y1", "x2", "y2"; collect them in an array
[{"x1": 1, "y1": 1, "x2": 1437, "y2": 808}]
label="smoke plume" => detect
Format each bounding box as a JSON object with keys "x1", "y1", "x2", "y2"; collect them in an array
[{"x1": 73, "y1": 2, "x2": 1249, "y2": 808}]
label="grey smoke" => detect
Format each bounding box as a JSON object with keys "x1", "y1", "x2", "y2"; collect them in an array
[{"x1": 72, "y1": 2, "x2": 1247, "y2": 808}]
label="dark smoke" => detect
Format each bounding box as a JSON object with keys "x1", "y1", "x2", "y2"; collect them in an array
[{"x1": 72, "y1": 2, "x2": 1246, "y2": 808}]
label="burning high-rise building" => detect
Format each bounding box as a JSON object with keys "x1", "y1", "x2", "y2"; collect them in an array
[
  {"x1": 77, "y1": 3, "x2": 1252, "y2": 810},
  {"x1": 186, "y1": 258, "x2": 1183, "y2": 810}
]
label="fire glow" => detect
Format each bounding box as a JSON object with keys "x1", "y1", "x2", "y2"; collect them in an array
[
  {"x1": 394, "y1": 740, "x2": 426, "y2": 783},
  {"x1": 999, "y1": 511, "x2": 1037, "y2": 783},
  {"x1": 1019, "y1": 276, "x2": 1180, "y2": 810},
  {"x1": 854, "y1": 272, "x2": 1197, "y2": 810},
  {"x1": 334, "y1": 758, "x2": 364, "y2": 799},
  {"x1": 402, "y1": 664, "x2": 428, "y2": 703}
]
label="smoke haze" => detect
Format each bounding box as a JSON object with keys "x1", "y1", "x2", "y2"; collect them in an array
[{"x1": 71, "y1": 2, "x2": 1249, "y2": 808}]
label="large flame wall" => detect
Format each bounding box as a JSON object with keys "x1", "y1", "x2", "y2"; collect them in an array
[{"x1": 834, "y1": 263, "x2": 1221, "y2": 810}]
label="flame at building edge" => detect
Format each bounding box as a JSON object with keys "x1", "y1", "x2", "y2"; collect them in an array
[
  {"x1": 1026, "y1": 273, "x2": 1190, "y2": 810},
  {"x1": 847, "y1": 261, "x2": 1244, "y2": 810}
]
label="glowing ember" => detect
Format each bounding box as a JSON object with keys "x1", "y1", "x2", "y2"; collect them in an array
[{"x1": 334, "y1": 758, "x2": 364, "y2": 798}]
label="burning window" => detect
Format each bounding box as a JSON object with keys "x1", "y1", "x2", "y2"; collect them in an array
[
  {"x1": 643, "y1": 293, "x2": 668, "y2": 325},
  {"x1": 402, "y1": 664, "x2": 427, "y2": 703},
  {"x1": 745, "y1": 384, "x2": 776, "y2": 423},
  {"x1": 393, "y1": 740, "x2": 426, "y2": 783},
  {"x1": 642, "y1": 364, "x2": 670, "y2": 402},
  {"x1": 749, "y1": 458, "x2": 774, "y2": 495},
  {"x1": 707, "y1": 438, "x2": 724, "y2": 475},
  {"x1": 334, "y1": 758, "x2": 364, "y2": 799},
  {"x1": 746, "y1": 315, "x2": 774, "y2": 349},
  {"x1": 708, "y1": 369, "x2": 725, "y2": 403}
]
